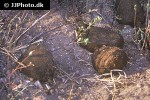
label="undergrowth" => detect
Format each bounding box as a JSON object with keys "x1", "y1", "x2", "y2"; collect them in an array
[
  {"x1": 0, "y1": 1, "x2": 149, "y2": 99},
  {"x1": 76, "y1": 16, "x2": 102, "y2": 45},
  {"x1": 135, "y1": 1, "x2": 150, "y2": 51},
  {"x1": 0, "y1": 11, "x2": 50, "y2": 99}
]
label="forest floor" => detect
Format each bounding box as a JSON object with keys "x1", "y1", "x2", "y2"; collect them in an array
[{"x1": 0, "y1": 0, "x2": 150, "y2": 100}]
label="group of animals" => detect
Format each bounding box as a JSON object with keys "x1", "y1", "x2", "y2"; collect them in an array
[{"x1": 15, "y1": 0, "x2": 146, "y2": 82}]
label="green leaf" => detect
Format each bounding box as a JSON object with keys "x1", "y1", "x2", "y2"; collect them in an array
[{"x1": 83, "y1": 38, "x2": 89, "y2": 45}]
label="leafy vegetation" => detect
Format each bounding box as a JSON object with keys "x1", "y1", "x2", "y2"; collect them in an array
[{"x1": 76, "y1": 16, "x2": 102, "y2": 45}]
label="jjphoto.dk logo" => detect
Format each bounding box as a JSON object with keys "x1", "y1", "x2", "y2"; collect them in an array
[
  {"x1": 0, "y1": 0, "x2": 50, "y2": 10},
  {"x1": 4, "y1": 2, "x2": 44, "y2": 8},
  {"x1": 4, "y1": 3, "x2": 9, "y2": 8}
]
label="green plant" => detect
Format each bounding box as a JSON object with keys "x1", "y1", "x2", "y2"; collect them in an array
[{"x1": 76, "y1": 16, "x2": 102, "y2": 45}]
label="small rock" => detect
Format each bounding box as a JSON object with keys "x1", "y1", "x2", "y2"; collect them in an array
[
  {"x1": 92, "y1": 46, "x2": 128, "y2": 74},
  {"x1": 17, "y1": 43, "x2": 56, "y2": 82},
  {"x1": 116, "y1": 0, "x2": 145, "y2": 27},
  {"x1": 77, "y1": 25, "x2": 124, "y2": 53},
  {"x1": 34, "y1": 80, "x2": 43, "y2": 89}
]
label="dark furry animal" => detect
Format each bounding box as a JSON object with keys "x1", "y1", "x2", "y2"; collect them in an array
[
  {"x1": 17, "y1": 43, "x2": 56, "y2": 82},
  {"x1": 92, "y1": 46, "x2": 128, "y2": 74},
  {"x1": 77, "y1": 23, "x2": 124, "y2": 53}
]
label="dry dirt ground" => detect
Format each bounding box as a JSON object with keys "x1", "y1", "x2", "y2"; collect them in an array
[{"x1": 0, "y1": 0, "x2": 150, "y2": 100}]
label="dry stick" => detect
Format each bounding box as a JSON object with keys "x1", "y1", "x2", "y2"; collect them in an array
[
  {"x1": 144, "y1": 1, "x2": 150, "y2": 49},
  {"x1": 146, "y1": 1, "x2": 150, "y2": 28},
  {"x1": 12, "y1": 22, "x2": 67, "y2": 52},
  {"x1": 10, "y1": 11, "x2": 28, "y2": 43},
  {"x1": 16, "y1": 11, "x2": 29, "y2": 37},
  {"x1": 11, "y1": 10, "x2": 67, "y2": 52},
  {"x1": 12, "y1": 39, "x2": 43, "y2": 52},
  {"x1": 2, "y1": 12, "x2": 21, "y2": 46},
  {"x1": 9, "y1": 51, "x2": 35, "y2": 78},
  {"x1": 85, "y1": 70, "x2": 127, "y2": 100},
  {"x1": 7, "y1": 12, "x2": 22, "y2": 44},
  {"x1": 67, "y1": 83, "x2": 75, "y2": 100},
  {"x1": 134, "y1": 4, "x2": 138, "y2": 50},
  {"x1": 134, "y1": 4, "x2": 142, "y2": 50},
  {"x1": 110, "y1": 70, "x2": 127, "y2": 100},
  {"x1": 5, "y1": 14, "x2": 22, "y2": 49},
  {"x1": 0, "y1": 47, "x2": 18, "y2": 62},
  {"x1": 21, "y1": 10, "x2": 28, "y2": 22},
  {"x1": 110, "y1": 71, "x2": 117, "y2": 100},
  {"x1": 141, "y1": 36, "x2": 147, "y2": 50},
  {"x1": 134, "y1": 4, "x2": 137, "y2": 29},
  {"x1": 12, "y1": 20, "x2": 22, "y2": 44},
  {"x1": 0, "y1": 47, "x2": 32, "y2": 78},
  {"x1": 141, "y1": 1, "x2": 150, "y2": 50},
  {"x1": 12, "y1": 11, "x2": 51, "y2": 46},
  {"x1": 9, "y1": 63, "x2": 33, "y2": 78}
]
